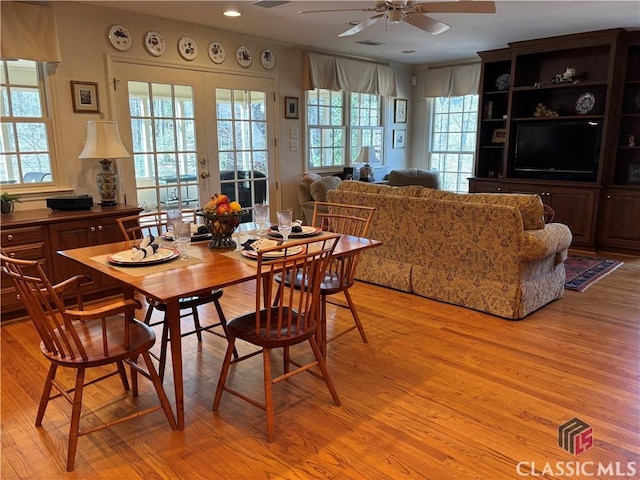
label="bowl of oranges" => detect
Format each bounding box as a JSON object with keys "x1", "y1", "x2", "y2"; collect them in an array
[{"x1": 196, "y1": 194, "x2": 248, "y2": 249}]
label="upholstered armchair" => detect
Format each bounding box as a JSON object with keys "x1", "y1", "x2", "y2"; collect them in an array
[{"x1": 297, "y1": 174, "x2": 342, "y2": 224}]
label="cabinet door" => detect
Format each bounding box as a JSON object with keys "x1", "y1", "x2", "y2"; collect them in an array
[
  {"x1": 547, "y1": 188, "x2": 596, "y2": 245},
  {"x1": 598, "y1": 190, "x2": 640, "y2": 250},
  {"x1": 48, "y1": 220, "x2": 97, "y2": 288},
  {"x1": 507, "y1": 183, "x2": 596, "y2": 245}
]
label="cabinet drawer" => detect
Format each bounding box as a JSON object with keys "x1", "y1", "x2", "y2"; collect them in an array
[
  {"x1": 1, "y1": 243, "x2": 47, "y2": 289},
  {"x1": 1, "y1": 226, "x2": 45, "y2": 245}
]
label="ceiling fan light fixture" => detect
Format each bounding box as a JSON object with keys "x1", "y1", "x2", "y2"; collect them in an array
[{"x1": 223, "y1": 9, "x2": 241, "y2": 17}]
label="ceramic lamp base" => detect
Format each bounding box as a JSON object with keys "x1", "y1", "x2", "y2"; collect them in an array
[{"x1": 97, "y1": 159, "x2": 118, "y2": 206}]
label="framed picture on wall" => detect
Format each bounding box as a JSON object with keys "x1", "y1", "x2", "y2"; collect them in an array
[
  {"x1": 491, "y1": 128, "x2": 506, "y2": 144},
  {"x1": 284, "y1": 96, "x2": 299, "y2": 119},
  {"x1": 394, "y1": 98, "x2": 407, "y2": 123},
  {"x1": 70, "y1": 81, "x2": 100, "y2": 113},
  {"x1": 393, "y1": 129, "x2": 406, "y2": 149}
]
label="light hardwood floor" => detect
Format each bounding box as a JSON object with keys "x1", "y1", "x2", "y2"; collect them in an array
[{"x1": 2, "y1": 252, "x2": 639, "y2": 479}]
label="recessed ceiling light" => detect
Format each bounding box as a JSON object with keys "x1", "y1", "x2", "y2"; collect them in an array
[
  {"x1": 223, "y1": 9, "x2": 241, "y2": 17},
  {"x1": 402, "y1": 50, "x2": 416, "y2": 54},
  {"x1": 348, "y1": 20, "x2": 360, "y2": 26}
]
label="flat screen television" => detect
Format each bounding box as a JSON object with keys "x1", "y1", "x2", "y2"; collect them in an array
[{"x1": 513, "y1": 120, "x2": 602, "y2": 181}]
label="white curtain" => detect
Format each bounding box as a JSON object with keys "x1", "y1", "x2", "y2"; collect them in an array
[
  {"x1": 303, "y1": 52, "x2": 397, "y2": 97},
  {"x1": 421, "y1": 63, "x2": 480, "y2": 98},
  {"x1": 0, "y1": 2, "x2": 62, "y2": 63}
]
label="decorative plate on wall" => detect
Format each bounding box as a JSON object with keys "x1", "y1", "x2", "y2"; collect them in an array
[
  {"x1": 236, "y1": 45, "x2": 252, "y2": 68},
  {"x1": 208, "y1": 41, "x2": 226, "y2": 64},
  {"x1": 108, "y1": 24, "x2": 132, "y2": 51},
  {"x1": 178, "y1": 36, "x2": 198, "y2": 61},
  {"x1": 260, "y1": 49, "x2": 276, "y2": 70},
  {"x1": 144, "y1": 31, "x2": 166, "y2": 57},
  {"x1": 575, "y1": 92, "x2": 595, "y2": 114}
]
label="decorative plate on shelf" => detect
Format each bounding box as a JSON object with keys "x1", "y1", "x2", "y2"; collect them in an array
[
  {"x1": 108, "y1": 24, "x2": 132, "y2": 51},
  {"x1": 208, "y1": 41, "x2": 226, "y2": 64},
  {"x1": 178, "y1": 36, "x2": 198, "y2": 61},
  {"x1": 144, "y1": 31, "x2": 166, "y2": 57},
  {"x1": 236, "y1": 45, "x2": 252, "y2": 68},
  {"x1": 575, "y1": 92, "x2": 596, "y2": 114},
  {"x1": 260, "y1": 49, "x2": 276, "y2": 70},
  {"x1": 495, "y1": 73, "x2": 510, "y2": 91}
]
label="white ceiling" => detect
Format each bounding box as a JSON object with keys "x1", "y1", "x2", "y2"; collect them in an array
[{"x1": 83, "y1": 1, "x2": 640, "y2": 65}]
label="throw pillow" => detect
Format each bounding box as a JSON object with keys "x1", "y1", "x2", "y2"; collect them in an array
[
  {"x1": 303, "y1": 173, "x2": 322, "y2": 184},
  {"x1": 310, "y1": 176, "x2": 342, "y2": 202}
]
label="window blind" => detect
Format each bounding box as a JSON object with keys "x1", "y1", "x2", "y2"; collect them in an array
[
  {"x1": 1, "y1": 2, "x2": 62, "y2": 63},
  {"x1": 421, "y1": 63, "x2": 480, "y2": 98},
  {"x1": 303, "y1": 52, "x2": 397, "y2": 97}
]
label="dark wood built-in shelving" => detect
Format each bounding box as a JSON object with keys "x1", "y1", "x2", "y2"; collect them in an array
[{"x1": 472, "y1": 28, "x2": 640, "y2": 254}]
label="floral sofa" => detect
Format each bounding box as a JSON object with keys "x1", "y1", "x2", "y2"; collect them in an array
[{"x1": 326, "y1": 181, "x2": 573, "y2": 320}]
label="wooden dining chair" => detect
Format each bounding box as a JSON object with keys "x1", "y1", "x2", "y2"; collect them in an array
[
  {"x1": 213, "y1": 234, "x2": 341, "y2": 442},
  {"x1": 116, "y1": 210, "x2": 236, "y2": 381},
  {"x1": 277, "y1": 202, "x2": 375, "y2": 358},
  {"x1": 0, "y1": 251, "x2": 177, "y2": 471}
]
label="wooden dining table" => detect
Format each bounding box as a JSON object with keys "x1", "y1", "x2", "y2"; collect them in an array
[{"x1": 59, "y1": 228, "x2": 381, "y2": 430}]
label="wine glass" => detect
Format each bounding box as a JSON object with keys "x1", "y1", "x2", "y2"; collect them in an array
[
  {"x1": 276, "y1": 209, "x2": 293, "y2": 244},
  {"x1": 174, "y1": 221, "x2": 191, "y2": 259},
  {"x1": 253, "y1": 203, "x2": 269, "y2": 235}
]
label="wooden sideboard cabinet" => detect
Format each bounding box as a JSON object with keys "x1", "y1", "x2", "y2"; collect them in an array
[{"x1": 1, "y1": 205, "x2": 141, "y2": 320}]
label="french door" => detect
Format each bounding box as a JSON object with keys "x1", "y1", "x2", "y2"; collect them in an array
[{"x1": 113, "y1": 62, "x2": 276, "y2": 221}]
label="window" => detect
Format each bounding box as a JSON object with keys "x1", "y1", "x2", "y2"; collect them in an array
[
  {"x1": 428, "y1": 94, "x2": 478, "y2": 193},
  {"x1": 0, "y1": 60, "x2": 54, "y2": 185},
  {"x1": 306, "y1": 89, "x2": 382, "y2": 171}
]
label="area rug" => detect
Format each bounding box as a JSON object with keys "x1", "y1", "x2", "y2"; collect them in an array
[{"x1": 564, "y1": 255, "x2": 624, "y2": 292}]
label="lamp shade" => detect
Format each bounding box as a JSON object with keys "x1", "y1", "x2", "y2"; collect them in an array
[
  {"x1": 356, "y1": 146, "x2": 379, "y2": 165},
  {"x1": 78, "y1": 121, "x2": 130, "y2": 159}
]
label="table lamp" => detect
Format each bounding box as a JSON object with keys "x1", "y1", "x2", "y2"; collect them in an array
[
  {"x1": 78, "y1": 121, "x2": 131, "y2": 206},
  {"x1": 357, "y1": 146, "x2": 379, "y2": 182}
]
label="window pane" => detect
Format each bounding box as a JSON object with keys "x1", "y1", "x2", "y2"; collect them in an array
[
  {"x1": 428, "y1": 94, "x2": 478, "y2": 193},
  {"x1": 0, "y1": 60, "x2": 54, "y2": 185},
  {"x1": 152, "y1": 83, "x2": 173, "y2": 116}
]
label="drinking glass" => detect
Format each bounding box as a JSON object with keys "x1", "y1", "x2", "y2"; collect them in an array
[
  {"x1": 174, "y1": 221, "x2": 191, "y2": 259},
  {"x1": 253, "y1": 203, "x2": 269, "y2": 235},
  {"x1": 166, "y1": 209, "x2": 181, "y2": 238},
  {"x1": 276, "y1": 209, "x2": 293, "y2": 244}
]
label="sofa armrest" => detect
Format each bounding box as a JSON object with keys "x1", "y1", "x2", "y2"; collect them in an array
[{"x1": 520, "y1": 223, "x2": 573, "y2": 262}]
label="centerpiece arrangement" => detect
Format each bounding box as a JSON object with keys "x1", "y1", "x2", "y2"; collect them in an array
[{"x1": 196, "y1": 194, "x2": 248, "y2": 249}]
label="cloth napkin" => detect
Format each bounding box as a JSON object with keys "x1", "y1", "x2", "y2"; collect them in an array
[
  {"x1": 241, "y1": 238, "x2": 280, "y2": 252},
  {"x1": 131, "y1": 235, "x2": 159, "y2": 261},
  {"x1": 270, "y1": 219, "x2": 303, "y2": 234}
]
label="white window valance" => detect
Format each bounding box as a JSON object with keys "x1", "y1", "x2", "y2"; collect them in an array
[
  {"x1": 302, "y1": 52, "x2": 397, "y2": 97},
  {"x1": 1, "y1": 2, "x2": 62, "y2": 63},
  {"x1": 421, "y1": 63, "x2": 480, "y2": 98}
]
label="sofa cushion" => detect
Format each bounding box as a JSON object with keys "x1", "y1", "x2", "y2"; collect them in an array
[
  {"x1": 418, "y1": 189, "x2": 545, "y2": 230},
  {"x1": 337, "y1": 180, "x2": 423, "y2": 197},
  {"x1": 310, "y1": 176, "x2": 342, "y2": 202}
]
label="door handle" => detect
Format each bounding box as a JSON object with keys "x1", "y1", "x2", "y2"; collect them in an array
[
  {"x1": 199, "y1": 157, "x2": 207, "y2": 165},
  {"x1": 200, "y1": 171, "x2": 211, "y2": 179}
]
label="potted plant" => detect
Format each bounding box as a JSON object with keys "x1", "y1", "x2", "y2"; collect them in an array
[{"x1": 1, "y1": 192, "x2": 21, "y2": 214}]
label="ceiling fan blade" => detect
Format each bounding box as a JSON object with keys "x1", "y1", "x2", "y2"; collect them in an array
[
  {"x1": 405, "y1": 14, "x2": 450, "y2": 35},
  {"x1": 338, "y1": 14, "x2": 385, "y2": 37},
  {"x1": 299, "y1": 7, "x2": 378, "y2": 14},
  {"x1": 413, "y1": 1, "x2": 496, "y2": 14}
]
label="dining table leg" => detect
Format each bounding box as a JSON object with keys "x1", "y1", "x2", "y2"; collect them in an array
[{"x1": 166, "y1": 299, "x2": 185, "y2": 430}]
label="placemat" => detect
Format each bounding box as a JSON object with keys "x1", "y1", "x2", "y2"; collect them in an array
[{"x1": 90, "y1": 253, "x2": 204, "y2": 277}]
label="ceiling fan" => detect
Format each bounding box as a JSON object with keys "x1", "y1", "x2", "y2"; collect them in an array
[{"x1": 299, "y1": 1, "x2": 496, "y2": 37}]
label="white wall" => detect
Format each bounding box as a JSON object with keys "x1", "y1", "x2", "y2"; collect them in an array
[{"x1": 15, "y1": 1, "x2": 413, "y2": 219}]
